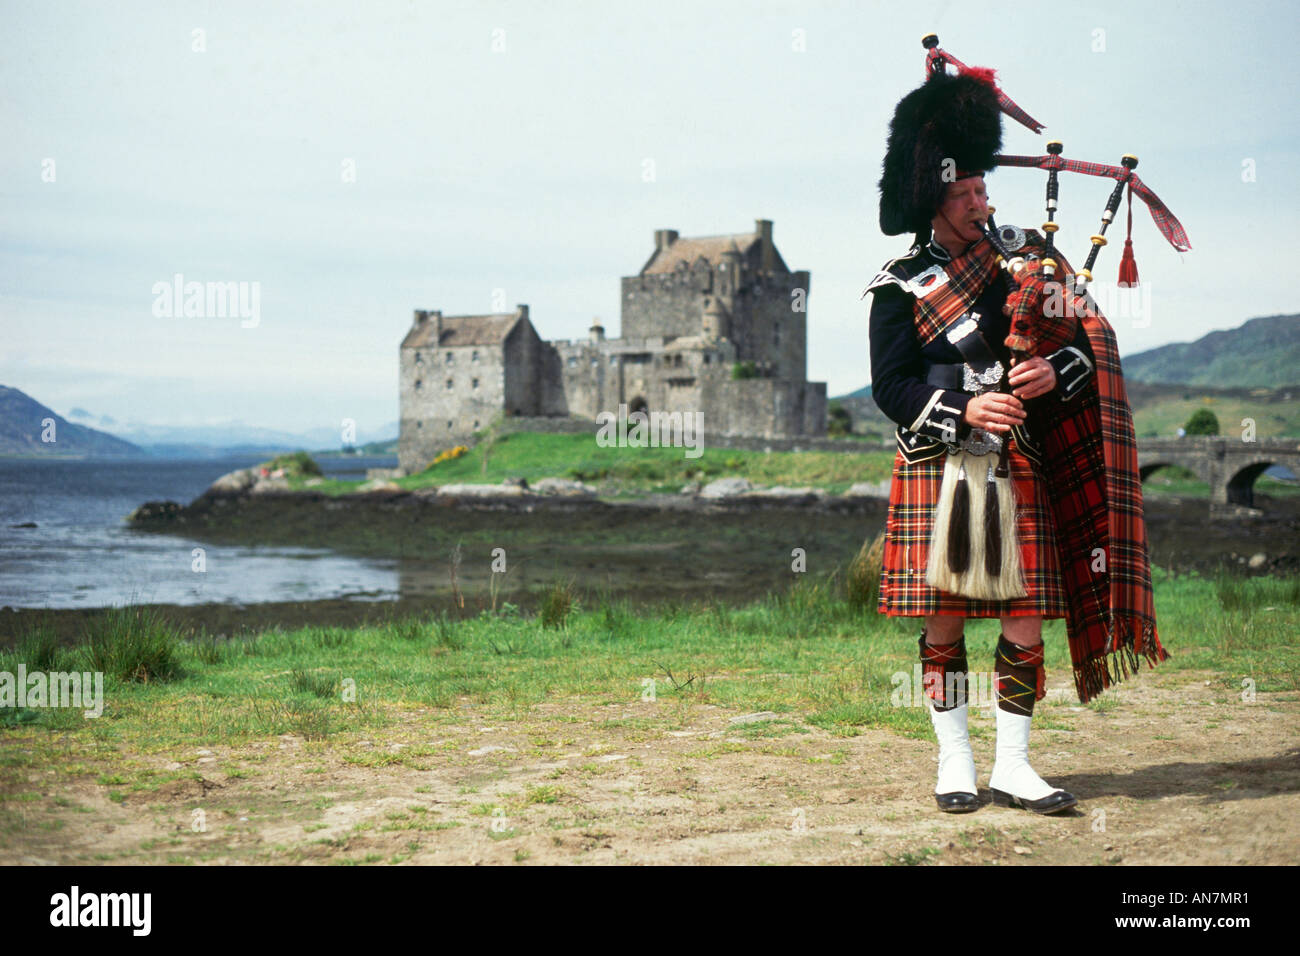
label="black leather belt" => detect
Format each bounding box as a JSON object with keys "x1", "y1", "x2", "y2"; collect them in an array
[{"x1": 924, "y1": 362, "x2": 966, "y2": 389}]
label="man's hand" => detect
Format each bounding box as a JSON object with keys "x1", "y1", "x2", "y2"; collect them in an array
[
  {"x1": 1007, "y1": 355, "x2": 1056, "y2": 399},
  {"x1": 963, "y1": 392, "x2": 1026, "y2": 433}
]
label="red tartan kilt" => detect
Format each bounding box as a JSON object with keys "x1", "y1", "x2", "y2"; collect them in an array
[{"x1": 878, "y1": 434, "x2": 1067, "y2": 618}]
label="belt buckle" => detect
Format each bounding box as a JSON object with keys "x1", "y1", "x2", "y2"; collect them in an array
[
  {"x1": 958, "y1": 360, "x2": 1006, "y2": 457},
  {"x1": 959, "y1": 427, "x2": 1002, "y2": 456}
]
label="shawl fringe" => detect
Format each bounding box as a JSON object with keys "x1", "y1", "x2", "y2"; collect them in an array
[{"x1": 1072, "y1": 615, "x2": 1171, "y2": 703}]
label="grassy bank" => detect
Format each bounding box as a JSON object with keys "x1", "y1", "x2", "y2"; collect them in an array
[
  {"x1": 293, "y1": 431, "x2": 899, "y2": 499},
  {"x1": 3, "y1": 563, "x2": 1297, "y2": 844},
  {"x1": 281, "y1": 431, "x2": 1299, "y2": 500}
]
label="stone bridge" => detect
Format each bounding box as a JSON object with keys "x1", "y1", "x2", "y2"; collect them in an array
[{"x1": 1138, "y1": 437, "x2": 1300, "y2": 515}]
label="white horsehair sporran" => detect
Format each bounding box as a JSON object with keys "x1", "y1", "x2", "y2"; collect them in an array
[{"x1": 925, "y1": 358, "x2": 1027, "y2": 600}]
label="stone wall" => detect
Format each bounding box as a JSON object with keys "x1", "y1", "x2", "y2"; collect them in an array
[
  {"x1": 697, "y1": 378, "x2": 827, "y2": 439},
  {"x1": 621, "y1": 273, "x2": 709, "y2": 341},
  {"x1": 399, "y1": 345, "x2": 505, "y2": 473}
]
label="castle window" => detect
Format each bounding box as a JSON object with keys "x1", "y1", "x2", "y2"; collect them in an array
[
  {"x1": 415, "y1": 379, "x2": 422, "y2": 390},
  {"x1": 704, "y1": 354, "x2": 711, "y2": 364},
  {"x1": 447, "y1": 420, "x2": 453, "y2": 428},
  {"x1": 416, "y1": 421, "x2": 422, "y2": 428},
  {"x1": 474, "y1": 420, "x2": 480, "y2": 428},
  {"x1": 414, "y1": 352, "x2": 422, "y2": 365},
  {"x1": 446, "y1": 352, "x2": 454, "y2": 363},
  {"x1": 472, "y1": 378, "x2": 479, "y2": 389},
  {"x1": 446, "y1": 379, "x2": 453, "y2": 389}
]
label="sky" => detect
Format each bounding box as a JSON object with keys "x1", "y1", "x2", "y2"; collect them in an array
[{"x1": 3, "y1": 0, "x2": 1298, "y2": 440}]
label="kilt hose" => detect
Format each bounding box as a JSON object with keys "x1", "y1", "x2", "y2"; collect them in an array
[{"x1": 878, "y1": 432, "x2": 1067, "y2": 618}]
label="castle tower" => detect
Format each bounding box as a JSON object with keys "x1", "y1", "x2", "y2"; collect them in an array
[{"x1": 702, "y1": 296, "x2": 730, "y2": 343}]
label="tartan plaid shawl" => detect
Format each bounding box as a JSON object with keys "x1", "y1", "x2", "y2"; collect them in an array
[{"x1": 912, "y1": 235, "x2": 1168, "y2": 702}]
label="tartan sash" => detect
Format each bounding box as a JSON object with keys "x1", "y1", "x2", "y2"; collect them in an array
[
  {"x1": 909, "y1": 233, "x2": 1169, "y2": 702},
  {"x1": 912, "y1": 239, "x2": 1002, "y2": 346}
]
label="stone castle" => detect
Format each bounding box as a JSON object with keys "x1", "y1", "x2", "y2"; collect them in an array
[{"x1": 398, "y1": 218, "x2": 827, "y2": 473}]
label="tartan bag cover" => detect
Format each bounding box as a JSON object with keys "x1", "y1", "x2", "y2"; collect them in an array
[{"x1": 911, "y1": 235, "x2": 1168, "y2": 702}]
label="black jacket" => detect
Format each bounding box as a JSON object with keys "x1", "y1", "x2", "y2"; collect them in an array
[{"x1": 865, "y1": 236, "x2": 1094, "y2": 453}]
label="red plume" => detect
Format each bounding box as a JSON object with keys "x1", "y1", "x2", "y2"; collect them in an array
[{"x1": 962, "y1": 65, "x2": 999, "y2": 90}]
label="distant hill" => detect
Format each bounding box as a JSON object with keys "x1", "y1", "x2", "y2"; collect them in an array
[
  {"x1": 836, "y1": 384, "x2": 872, "y2": 401},
  {"x1": 0, "y1": 386, "x2": 141, "y2": 457},
  {"x1": 61, "y1": 409, "x2": 400, "y2": 458},
  {"x1": 1122, "y1": 314, "x2": 1300, "y2": 388},
  {"x1": 832, "y1": 314, "x2": 1300, "y2": 439}
]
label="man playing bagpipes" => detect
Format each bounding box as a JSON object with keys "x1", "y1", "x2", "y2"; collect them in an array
[{"x1": 865, "y1": 36, "x2": 1185, "y2": 814}]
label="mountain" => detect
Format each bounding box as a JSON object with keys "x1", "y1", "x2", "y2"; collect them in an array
[
  {"x1": 0, "y1": 386, "x2": 142, "y2": 457},
  {"x1": 58, "y1": 410, "x2": 400, "y2": 458},
  {"x1": 833, "y1": 384, "x2": 872, "y2": 402},
  {"x1": 1122, "y1": 314, "x2": 1300, "y2": 388}
]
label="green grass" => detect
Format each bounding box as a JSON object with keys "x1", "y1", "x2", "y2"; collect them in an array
[
  {"x1": 284, "y1": 430, "x2": 900, "y2": 498},
  {"x1": 1, "y1": 562, "x2": 1294, "y2": 767},
  {"x1": 1133, "y1": 393, "x2": 1300, "y2": 443},
  {"x1": 83, "y1": 605, "x2": 181, "y2": 683},
  {"x1": 278, "y1": 428, "x2": 1299, "y2": 501}
]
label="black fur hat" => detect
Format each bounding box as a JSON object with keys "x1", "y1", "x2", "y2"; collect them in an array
[{"x1": 878, "y1": 68, "x2": 1003, "y2": 237}]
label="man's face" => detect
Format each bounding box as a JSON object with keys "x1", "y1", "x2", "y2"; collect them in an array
[{"x1": 933, "y1": 175, "x2": 989, "y2": 242}]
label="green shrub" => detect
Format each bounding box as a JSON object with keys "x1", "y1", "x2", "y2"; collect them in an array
[
  {"x1": 84, "y1": 606, "x2": 180, "y2": 683},
  {"x1": 14, "y1": 621, "x2": 70, "y2": 671},
  {"x1": 261, "y1": 451, "x2": 323, "y2": 477},
  {"x1": 539, "y1": 578, "x2": 576, "y2": 629},
  {"x1": 290, "y1": 669, "x2": 337, "y2": 699},
  {"x1": 1184, "y1": 408, "x2": 1220, "y2": 436},
  {"x1": 828, "y1": 401, "x2": 853, "y2": 437},
  {"x1": 192, "y1": 633, "x2": 228, "y2": 665}
]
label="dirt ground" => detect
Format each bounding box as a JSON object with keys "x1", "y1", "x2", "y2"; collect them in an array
[{"x1": 3, "y1": 664, "x2": 1296, "y2": 866}]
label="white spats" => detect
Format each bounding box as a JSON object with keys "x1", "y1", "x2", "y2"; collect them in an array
[
  {"x1": 929, "y1": 701, "x2": 977, "y2": 796},
  {"x1": 990, "y1": 707, "x2": 1059, "y2": 801}
]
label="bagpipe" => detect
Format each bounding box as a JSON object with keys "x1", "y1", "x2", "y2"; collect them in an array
[{"x1": 916, "y1": 34, "x2": 1191, "y2": 601}]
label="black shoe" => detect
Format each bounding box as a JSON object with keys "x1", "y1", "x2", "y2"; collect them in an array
[
  {"x1": 935, "y1": 791, "x2": 979, "y2": 813},
  {"x1": 990, "y1": 787, "x2": 1077, "y2": 815}
]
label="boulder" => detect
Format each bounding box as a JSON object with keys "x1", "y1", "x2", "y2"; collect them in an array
[
  {"x1": 436, "y1": 483, "x2": 527, "y2": 497},
  {"x1": 248, "y1": 476, "x2": 290, "y2": 495},
  {"x1": 128, "y1": 500, "x2": 182, "y2": 522},
  {"x1": 699, "y1": 477, "x2": 753, "y2": 498},
  {"x1": 743, "y1": 485, "x2": 823, "y2": 499},
  {"x1": 206, "y1": 468, "x2": 257, "y2": 496},
  {"x1": 533, "y1": 477, "x2": 594, "y2": 497}
]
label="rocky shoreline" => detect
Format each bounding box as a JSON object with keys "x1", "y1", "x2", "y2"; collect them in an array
[
  {"x1": 121, "y1": 465, "x2": 1300, "y2": 578},
  {"x1": 127, "y1": 466, "x2": 895, "y2": 525}
]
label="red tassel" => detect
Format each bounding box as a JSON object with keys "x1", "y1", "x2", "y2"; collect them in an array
[
  {"x1": 1118, "y1": 239, "x2": 1139, "y2": 287},
  {"x1": 1118, "y1": 183, "x2": 1139, "y2": 287}
]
